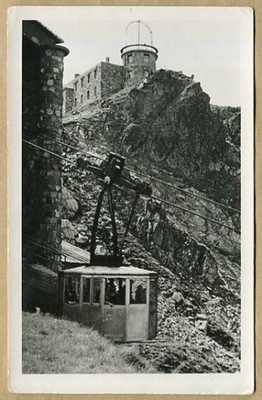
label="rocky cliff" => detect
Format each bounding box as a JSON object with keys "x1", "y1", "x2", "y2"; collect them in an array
[{"x1": 61, "y1": 69, "x2": 241, "y2": 372}]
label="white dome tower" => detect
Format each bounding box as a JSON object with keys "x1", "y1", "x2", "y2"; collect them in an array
[{"x1": 121, "y1": 20, "x2": 158, "y2": 86}]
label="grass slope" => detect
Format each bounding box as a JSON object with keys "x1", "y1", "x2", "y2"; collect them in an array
[{"x1": 22, "y1": 312, "x2": 156, "y2": 374}]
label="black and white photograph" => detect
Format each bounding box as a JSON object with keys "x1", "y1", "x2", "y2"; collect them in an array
[{"x1": 8, "y1": 6, "x2": 253, "y2": 394}]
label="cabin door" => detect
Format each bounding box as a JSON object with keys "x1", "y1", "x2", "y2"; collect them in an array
[
  {"x1": 102, "y1": 278, "x2": 126, "y2": 341},
  {"x1": 126, "y1": 278, "x2": 149, "y2": 342},
  {"x1": 81, "y1": 277, "x2": 103, "y2": 332}
]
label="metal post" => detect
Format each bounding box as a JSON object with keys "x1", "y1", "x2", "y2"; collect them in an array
[{"x1": 79, "y1": 277, "x2": 83, "y2": 319}]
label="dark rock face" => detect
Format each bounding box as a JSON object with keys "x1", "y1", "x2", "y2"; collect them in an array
[
  {"x1": 67, "y1": 70, "x2": 240, "y2": 210},
  {"x1": 210, "y1": 104, "x2": 241, "y2": 149},
  {"x1": 61, "y1": 185, "x2": 79, "y2": 220},
  {"x1": 125, "y1": 72, "x2": 240, "y2": 208}
]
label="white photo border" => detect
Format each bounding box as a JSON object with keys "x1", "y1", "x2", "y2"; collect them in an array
[{"x1": 8, "y1": 5, "x2": 254, "y2": 394}]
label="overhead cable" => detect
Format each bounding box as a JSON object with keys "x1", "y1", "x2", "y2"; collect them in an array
[
  {"x1": 126, "y1": 166, "x2": 240, "y2": 214},
  {"x1": 43, "y1": 133, "x2": 105, "y2": 161},
  {"x1": 22, "y1": 139, "x2": 69, "y2": 162},
  {"x1": 151, "y1": 195, "x2": 240, "y2": 234},
  {"x1": 23, "y1": 139, "x2": 240, "y2": 235},
  {"x1": 24, "y1": 236, "x2": 89, "y2": 264},
  {"x1": 42, "y1": 132, "x2": 240, "y2": 214}
]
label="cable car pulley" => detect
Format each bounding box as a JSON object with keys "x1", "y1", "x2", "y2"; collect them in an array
[{"x1": 88, "y1": 152, "x2": 152, "y2": 267}]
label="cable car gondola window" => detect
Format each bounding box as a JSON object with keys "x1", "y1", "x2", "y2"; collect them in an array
[
  {"x1": 130, "y1": 279, "x2": 147, "y2": 304},
  {"x1": 105, "y1": 278, "x2": 126, "y2": 305},
  {"x1": 92, "y1": 278, "x2": 102, "y2": 304},
  {"x1": 83, "y1": 278, "x2": 91, "y2": 303}
]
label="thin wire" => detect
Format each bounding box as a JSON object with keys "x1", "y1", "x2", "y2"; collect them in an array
[
  {"x1": 43, "y1": 132, "x2": 240, "y2": 214},
  {"x1": 151, "y1": 195, "x2": 240, "y2": 234},
  {"x1": 43, "y1": 133, "x2": 105, "y2": 161},
  {"x1": 23, "y1": 139, "x2": 240, "y2": 234},
  {"x1": 24, "y1": 250, "x2": 62, "y2": 268},
  {"x1": 125, "y1": 166, "x2": 240, "y2": 214},
  {"x1": 24, "y1": 235, "x2": 89, "y2": 264},
  {"x1": 22, "y1": 139, "x2": 70, "y2": 162},
  {"x1": 24, "y1": 237, "x2": 68, "y2": 259},
  {"x1": 23, "y1": 139, "x2": 92, "y2": 178}
]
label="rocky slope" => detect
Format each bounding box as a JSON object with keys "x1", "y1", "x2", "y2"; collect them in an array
[{"x1": 61, "y1": 69, "x2": 241, "y2": 372}]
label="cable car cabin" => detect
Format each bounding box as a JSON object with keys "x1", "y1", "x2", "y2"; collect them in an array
[
  {"x1": 57, "y1": 152, "x2": 157, "y2": 341},
  {"x1": 58, "y1": 265, "x2": 157, "y2": 342}
]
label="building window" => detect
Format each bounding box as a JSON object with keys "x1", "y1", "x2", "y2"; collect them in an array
[
  {"x1": 94, "y1": 69, "x2": 97, "y2": 79},
  {"x1": 87, "y1": 90, "x2": 90, "y2": 100},
  {"x1": 94, "y1": 87, "x2": 97, "y2": 97},
  {"x1": 74, "y1": 81, "x2": 78, "y2": 91},
  {"x1": 87, "y1": 73, "x2": 91, "y2": 83},
  {"x1": 81, "y1": 77, "x2": 84, "y2": 87},
  {"x1": 144, "y1": 53, "x2": 149, "y2": 62},
  {"x1": 81, "y1": 94, "x2": 83, "y2": 103},
  {"x1": 127, "y1": 54, "x2": 133, "y2": 64},
  {"x1": 75, "y1": 98, "x2": 77, "y2": 107}
]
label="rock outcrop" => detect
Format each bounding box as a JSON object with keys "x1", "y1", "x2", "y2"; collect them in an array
[{"x1": 61, "y1": 185, "x2": 79, "y2": 220}]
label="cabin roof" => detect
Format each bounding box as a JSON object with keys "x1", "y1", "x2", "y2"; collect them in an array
[
  {"x1": 60, "y1": 264, "x2": 157, "y2": 277},
  {"x1": 60, "y1": 241, "x2": 157, "y2": 276}
]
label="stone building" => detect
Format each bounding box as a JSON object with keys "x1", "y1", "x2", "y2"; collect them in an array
[
  {"x1": 22, "y1": 20, "x2": 69, "y2": 271},
  {"x1": 64, "y1": 60, "x2": 124, "y2": 112},
  {"x1": 63, "y1": 21, "x2": 158, "y2": 114},
  {"x1": 62, "y1": 81, "x2": 74, "y2": 114}
]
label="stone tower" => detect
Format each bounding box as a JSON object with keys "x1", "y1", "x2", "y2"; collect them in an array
[
  {"x1": 121, "y1": 20, "x2": 158, "y2": 86},
  {"x1": 22, "y1": 21, "x2": 69, "y2": 271}
]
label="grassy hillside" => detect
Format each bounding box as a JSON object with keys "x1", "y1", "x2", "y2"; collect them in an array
[
  {"x1": 23, "y1": 311, "x2": 239, "y2": 374},
  {"x1": 22, "y1": 312, "x2": 156, "y2": 374}
]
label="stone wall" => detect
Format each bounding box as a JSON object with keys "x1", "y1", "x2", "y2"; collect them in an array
[
  {"x1": 22, "y1": 28, "x2": 69, "y2": 271},
  {"x1": 100, "y1": 62, "x2": 124, "y2": 98},
  {"x1": 122, "y1": 49, "x2": 157, "y2": 86},
  {"x1": 22, "y1": 37, "x2": 41, "y2": 140},
  {"x1": 63, "y1": 87, "x2": 74, "y2": 114},
  {"x1": 22, "y1": 37, "x2": 42, "y2": 257},
  {"x1": 64, "y1": 62, "x2": 124, "y2": 114},
  {"x1": 72, "y1": 63, "x2": 102, "y2": 110}
]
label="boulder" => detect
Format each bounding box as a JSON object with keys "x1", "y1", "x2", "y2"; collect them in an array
[
  {"x1": 61, "y1": 219, "x2": 78, "y2": 244},
  {"x1": 61, "y1": 185, "x2": 79, "y2": 220}
]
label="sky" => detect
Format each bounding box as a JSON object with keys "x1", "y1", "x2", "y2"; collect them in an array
[{"x1": 25, "y1": 6, "x2": 252, "y2": 107}]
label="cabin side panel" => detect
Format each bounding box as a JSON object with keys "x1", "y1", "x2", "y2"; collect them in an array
[
  {"x1": 148, "y1": 276, "x2": 158, "y2": 339},
  {"x1": 103, "y1": 306, "x2": 126, "y2": 341}
]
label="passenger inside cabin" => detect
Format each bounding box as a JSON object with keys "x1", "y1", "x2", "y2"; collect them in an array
[
  {"x1": 105, "y1": 279, "x2": 126, "y2": 305},
  {"x1": 130, "y1": 280, "x2": 147, "y2": 304},
  {"x1": 135, "y1": 284, "x2": 146, "y2": 303}
]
